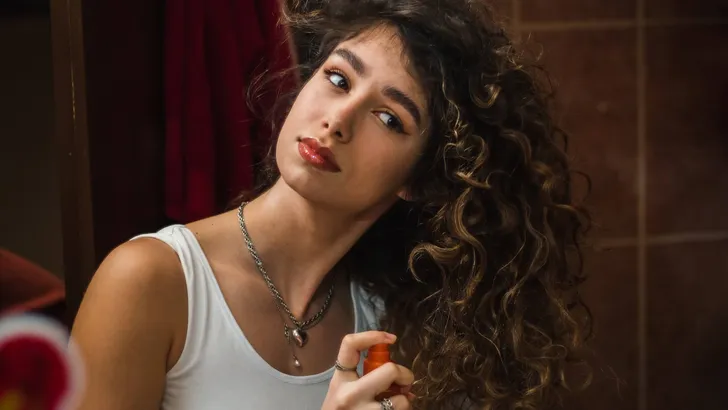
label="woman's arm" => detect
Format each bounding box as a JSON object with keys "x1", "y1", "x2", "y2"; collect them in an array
[{"x1": 71, "y1": 239, "x2": 187, "y2": 410}]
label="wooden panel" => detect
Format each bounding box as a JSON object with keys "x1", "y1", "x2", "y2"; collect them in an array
[{"x1": 50, "y1": 0, "x2": 95, "y2": 325}]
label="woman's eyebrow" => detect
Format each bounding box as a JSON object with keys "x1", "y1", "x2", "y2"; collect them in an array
[
  {"x1": 383, "y1": 86, "x2": 422, "y2": 127},
  {"x1": 333, "y1": 48, "x2": 367, "y2": 76}
]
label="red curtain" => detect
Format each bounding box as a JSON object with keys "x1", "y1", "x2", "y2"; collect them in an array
[{"x1": 164, "y1": 0, "x2": 295, "y2": 223}]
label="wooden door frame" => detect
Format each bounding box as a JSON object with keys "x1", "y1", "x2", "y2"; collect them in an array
[{"x1": 50, "y1": 0, "x2": 95, "y2": 325}]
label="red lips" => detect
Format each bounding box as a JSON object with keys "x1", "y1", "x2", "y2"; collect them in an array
[{"x1": 298, "y1": 137, "x2": 341, "y2": 172}]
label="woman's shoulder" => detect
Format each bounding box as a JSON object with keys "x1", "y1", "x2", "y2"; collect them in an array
[
  {"x1": 125, "y1": 210, "x2": 236, "y2": 261},
  {"x1": 84, "y1": 237, "x2": 188, "y2": 317},
  {"x1": 74, "y1": 230, "x2": 191, "y2": 334},
  {"x1": 73, "y1": 238, "x2": 187, "y2": 340},
  {"x1": 70, "y1": 238, "x2": 189, "y2": 407},
  {"x1": 108, "y1": 236, "x2": 185, "y2": 281}
]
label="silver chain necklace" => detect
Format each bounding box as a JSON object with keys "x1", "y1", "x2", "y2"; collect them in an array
[{"x1": 237, "y1": 202, "x2": 335, "y2": 367}]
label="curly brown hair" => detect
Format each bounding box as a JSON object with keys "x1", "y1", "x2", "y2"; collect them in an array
[{"x1": 247, "y1": 0, "x2": 594, "y2": 408}]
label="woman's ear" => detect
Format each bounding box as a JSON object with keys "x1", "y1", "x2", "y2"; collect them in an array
[{"x1": 397, "y1": 187, "x2": 413, "y2": 202}]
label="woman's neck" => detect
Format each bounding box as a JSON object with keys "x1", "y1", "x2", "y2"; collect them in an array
[{"x1": 241, "y1": 179, "x2": 390, "y2": 318}]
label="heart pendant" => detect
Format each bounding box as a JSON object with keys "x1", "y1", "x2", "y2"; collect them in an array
[{"x1": 291, "y1": 328, "x2": 308, "y2": 347}]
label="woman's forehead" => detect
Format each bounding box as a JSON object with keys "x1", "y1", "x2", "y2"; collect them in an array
[{"x1": 338, "y1": 25, "x2": 408, "y2": 68}]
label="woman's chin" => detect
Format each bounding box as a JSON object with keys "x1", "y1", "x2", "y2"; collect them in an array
[{"x1": 279, "y1": 166, "x2": 337, "y2": 204}]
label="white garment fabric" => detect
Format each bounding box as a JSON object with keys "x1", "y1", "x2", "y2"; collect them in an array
[{"x1": 132, "y1": 225, "x2": 384, "y2": 410}]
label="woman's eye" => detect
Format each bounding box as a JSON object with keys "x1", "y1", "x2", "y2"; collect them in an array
[
  {"x1": 325, "y1": 70, "x2": 349, "y2": 90},
  {"x1": 376, "y1": 112, "x2": 405, "y2": 133}
]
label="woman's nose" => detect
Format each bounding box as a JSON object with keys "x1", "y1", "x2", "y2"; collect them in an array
[
  {"x1": 322, "y1": 103, "x2": 356, "y2": 144},
  {"x1": 322, "y1": 119, "x2": 347, "y2": 142}
]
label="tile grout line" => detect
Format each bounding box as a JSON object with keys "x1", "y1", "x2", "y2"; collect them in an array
[
  {"x1": 519, "y1": 17, "x2": 728, "y2": 32},
  {"x1": 522, "y1": 19, "x2": 635, "y2": 31},
  {"x1": 594, "y1": 230, "x2": 728, "y2": 250},
  {"x1": 644, "y1": 17, "x2": 728, "y2": 26},
  {"x1": 636, "y1": 0, "x2": 648, "y2": 408}
]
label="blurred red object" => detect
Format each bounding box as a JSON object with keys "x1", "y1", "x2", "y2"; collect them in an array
[
  {"x1": 0, "y1": 249, "x2": 65, "y2": 326},
  {"x1": 0, "y1": 315, "x2": 83, "y2": 410}
]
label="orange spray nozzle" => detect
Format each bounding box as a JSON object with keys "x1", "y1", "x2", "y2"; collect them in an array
[
  {"x1": 364, "y1": 343, "x2": 407, "y2": 400},
  {"x1": 363, "y1": 343, "x2": 391, "y2": 374}
]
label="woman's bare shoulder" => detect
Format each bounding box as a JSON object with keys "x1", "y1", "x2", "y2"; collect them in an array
[
  {"x1": 70, "y1": 238, "x2": 188, "y2": 409},
  {"x1": 83, "y1": 236, "x2": 189, "y2": 302}
]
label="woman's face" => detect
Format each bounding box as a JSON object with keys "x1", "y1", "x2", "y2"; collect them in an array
[{"x1": 276, "y1": 25, "x2": 429, "y2": 214}]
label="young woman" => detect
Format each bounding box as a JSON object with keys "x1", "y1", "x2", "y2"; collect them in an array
[{"x1": 71, "y1": 0, "x2": 592, "y2": 409}]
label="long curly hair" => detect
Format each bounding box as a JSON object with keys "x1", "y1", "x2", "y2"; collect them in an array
[{"x1": 248, "y1": 0, "x2": 595, "y2": 408}]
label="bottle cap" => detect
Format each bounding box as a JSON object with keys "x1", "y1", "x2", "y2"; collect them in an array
[{"x1": 367, "y1": 343, "x2": 391, "y2": 362}]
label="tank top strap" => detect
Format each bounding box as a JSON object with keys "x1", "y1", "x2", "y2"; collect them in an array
[{"x1": 131, "y1": 225, "x2": 228, "y2": 377}]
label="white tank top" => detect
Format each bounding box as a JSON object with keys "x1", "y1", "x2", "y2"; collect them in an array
[{"x1": 132, "y1": 225, "x2": 385, "y2": 410}]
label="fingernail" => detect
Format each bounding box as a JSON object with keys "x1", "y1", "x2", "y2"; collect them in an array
[{"x1": 387, "y1": 333, "x2": 397, "y2": 342}]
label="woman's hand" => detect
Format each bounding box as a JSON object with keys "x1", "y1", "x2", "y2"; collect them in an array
[{"x1": 322, "y1": 331, "x2": 414, "y2": 410}]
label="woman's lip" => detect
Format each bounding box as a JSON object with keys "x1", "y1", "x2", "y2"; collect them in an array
[{"x1": 298, "y1": 138, "x2": 341, "y2": 172}]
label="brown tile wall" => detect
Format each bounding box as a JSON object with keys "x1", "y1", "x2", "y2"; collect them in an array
[{"x1": 507, "y1": 1, "x2": 728, "y2": 409}]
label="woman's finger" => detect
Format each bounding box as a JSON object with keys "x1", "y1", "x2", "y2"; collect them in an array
[
  {"x1": 355, "y1": 362, "x2": 415, "y2": 399},
  {"x1": 332, "y1": 331, "x2": 396, "y2": 383}
]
